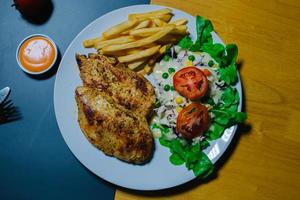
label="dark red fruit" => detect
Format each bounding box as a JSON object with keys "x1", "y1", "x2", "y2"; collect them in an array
[{"x1": 12, "y1": 0, "x2": 51, "y2": 18}]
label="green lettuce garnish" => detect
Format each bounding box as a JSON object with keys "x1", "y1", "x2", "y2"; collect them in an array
[
  {"x1": 224, "y1": 44, "x2": 238, "y2": 66},
  {"x1": 217, "y1": 44, "x2": 238, "y2": 84},
  {"x1": 200, "y1": 43, "x2": 226, "y2": 64},
  {"x1": 205, "y1": 87, "x2": 247, "y2": 140},
  {"x1": 159, "y1": 137, "x2": 214, "y2": 178},
  {"x1": 177, "y1": 36, "x2": 194, "y2": 49},
  {"x1": 219, "y1": 64, "x2": 238, "y2": 86},
  {"x1": 178, "y1": 16, "x2": 214, "y2": 52},
  {"x1": 151, "y1": 123, "x2": 214, "y2": 177},
  {"x1": 177, "y1": 16, "x2": 239, "y2": 85},
  {"x1": 155, "y1": 15, "x2": 247, "y2": 178}
]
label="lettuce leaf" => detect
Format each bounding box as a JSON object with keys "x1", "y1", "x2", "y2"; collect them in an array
[
  {"x1": 177, "y1": 35, "x2": 194, "y2": 49},
  {"x1": 160, "y1": 137, "x2": 214, "y2": 178},
  {"x1": 193, "y1": 153, "x2": 214, "y2": 178},
  {"x1": 178, "y1": 16, "x2": 214, "y2": 52},
  {"x1": 232, "y1": 112, "x2": 247, "y2": 123},
  {"x1": 219, "y1": 63, "x2": 238, "y2": 85},
  {"x1": 205, "y1": 87, "x2": 247, "y2": 140},
  {"x1": 200, "y1": 43, "x2": 226, "y2": 64},
  {"x1": 225, "y1": 44, "x2": 238, "y2": 66},
  {"x1": 169, "y1": 153, "x2": 185, "y2": 165},
  {"x1": 221, "y1": 87, "x2": 240, "y2": 107},
  {"x1": 200, "y1": 139, "x2": 210, "y2": 149},
  {"x1": 205, "y1": 108, "x2": 247, "y2": 141},
  {"x1": 196, "y1": 16, "x2": 213, "y2": 46},
  {"x1": 159, "y1": 137, "x2": 170, "y2": 147},
  {"x1": 205, "y1": 122, "x2": 225, "y2": 140}
]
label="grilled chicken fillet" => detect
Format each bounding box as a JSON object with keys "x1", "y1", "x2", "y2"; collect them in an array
[
  {"x1": 76, "y1": 53, "x2": 155, "y2": 117},
  {"x1": 75, "y1": 86, "x2": 153, "y2": 164}
]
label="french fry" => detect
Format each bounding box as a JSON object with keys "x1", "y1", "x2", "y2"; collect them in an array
[
  {"x1": 102, "y1": 18, "x2": 138, "y2": 39},
  {"x1": 83, "y1": 36, "x2": 104, "y2": 48},
  {"x1": 147, "y1": 53, "x2": 160, "y2": 66},
  {"x1": 127, "y1": 59, "x2": 147, "y2": 70},
  {"x1": 125, "y1": 44, "x2": 157, "y2": 54},
  {"x1": 129, "y1": 27, "x2": 157, "y2": 37},
  {"x1": 144, "y1": 65, "x2": 153, "y2": 74},
  {"x1": 121, "y1": 20, "x2": 151, "y2": 35},
  {"x1": 157, "y1": 35, "x2": 178, "y2": 43},
  {"x1": 170, "y1": 18, "x2": 188, "y2": 26},
  {"x1": 152, "y1": 18, "x2": 167, "y2": 27},
  {"x1": 128, "y1": 8, "x2": 172, "y2": 20},
  {"x1": 133, "y1": 20, "x2": 151, "y2": 29},
  {"x1": 102, "y1": 25, "x2": 175, "y2": 52},
  {"x1": 129, "y1": 25, "x2": 188, "y2": 37},
  {"x1": 100, "y1": 45, "x2": 156, "y2": 56},
  {"x1": 148, "y1": 44, "x2": 170, "y2": 65},
  {"x1": 151, "y1": 14, "x2": 173, "y2": 22},
  {"x1": 82, "y1": 40, "x2": 95, "y2": 48},
  {"x1": 83, "y1": 8, "x2": 190, "y2": 73},
  {"x1": 143, "y1": 65, "x2": 153, "y2": 74},
  {"x1": 98, "y1": 49, "x2": 127, "y2": 56},
  {"x1": 125, "y1": 48, "x2": 142, "y2": 55},
  {"x1": 140, "y1": 44, "x2": 170, "y2": 74},
  {"x1": 132, "y1": 13, "x2": 173, "y2": 22},
  {"x1": 159, "y1": 44, "x2": 170, "y2": 55},
  {"x1": 157, "y1": 34, "x2": 183, "y2": 44},
  {"x1": 117, "y1": 45, "x2": 160, "y2": 63},
  {"x1": 137, "y1": 68, "x2": 147, "y2": 76},
  {"x1": 94, "y1": 36, "x2": 135, "y2": 49},
  {"x1": 137, "y1": 64, "x2": 152, "y2": 76},
  {"x1": 171, "y1": 25, "x2": 188, "y2": 34}
]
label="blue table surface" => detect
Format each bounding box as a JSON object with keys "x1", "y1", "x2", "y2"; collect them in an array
[{"x1": 0, "y1": 0, "x2": 149, "y2": 199}]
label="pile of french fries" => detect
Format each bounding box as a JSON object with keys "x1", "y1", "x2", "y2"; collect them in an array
[{"x1": 82, "y1": 8, "x2": 188, "y2": 75}]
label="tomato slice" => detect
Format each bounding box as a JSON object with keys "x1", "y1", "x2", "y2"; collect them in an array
[
  {"x1": 202, "y1": 69, "x2": 212, "y2": 77},
  {"x1": 173, "y1": 67, "x2": 208, "y2": 100},
  {"x1": 176, "y1": 103, "x2": 209, "y2": 140}
]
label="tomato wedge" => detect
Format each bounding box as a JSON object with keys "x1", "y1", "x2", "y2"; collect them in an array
[
  {"x1": 176, "y1": 103, "x2": 209, "y2": 140},
  {"x1": 173, "y1": 67, "x2": 208, "y2": 100}
]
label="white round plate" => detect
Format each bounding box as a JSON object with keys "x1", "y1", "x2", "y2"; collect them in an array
[{"x1": 54, "y1": 4, "x2": 242, "y2": 190}]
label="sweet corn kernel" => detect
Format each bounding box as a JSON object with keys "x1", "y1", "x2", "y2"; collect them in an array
[
  {"x1": 175, "y1": 97, "x2": 183, "y2": 104},
  {"x1": 176, "y1": 107, "x2": 183, "y2": 113},
  {"x1": 185, "y1": 60, "x2": 193, "y2": 66}
]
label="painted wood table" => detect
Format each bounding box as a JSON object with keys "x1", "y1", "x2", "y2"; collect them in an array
[
  {"x1": 115, "y1": 0, "x2": 300, "y2": 199},
  {"x1": 0, "y1": 1, "x2": 147, "y2": 199}
]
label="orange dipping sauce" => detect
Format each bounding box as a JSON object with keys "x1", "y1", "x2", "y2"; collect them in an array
[{"x1": 18, "y1": 36, "x2": 56, "y2": 73}]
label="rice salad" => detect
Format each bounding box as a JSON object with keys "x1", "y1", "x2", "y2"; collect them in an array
[{"x1": 149, "y1": 16, "x2": 247, "y2": 178}]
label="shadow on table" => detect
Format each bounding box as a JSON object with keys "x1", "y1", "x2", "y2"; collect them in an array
[
  {"x1": 25, "y1": 48, "x2": 61, "y2": 80},
  {"x1": 0, "y1": 100, "x2": 22, "y2": 125},
  {"x1": 115, "y1": 59, "x2": 252, "y2": 197}
]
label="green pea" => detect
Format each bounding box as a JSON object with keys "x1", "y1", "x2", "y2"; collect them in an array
[
  {"x1": 155, "y1": 99, "x2": 161, "y2": 107},
  {"x1": 163, "y1": 55, "x2": 170, "y2": 62},
  {"x1": 208, "y1": 60, "x2": 214, "y2": 67},
  {"x1": 164, "y1": 84, "x2": 170, "y2": 91},
  {"x1": 162, "y1": 72, "x2": 169, "y2": 79},
  {"x1": 168, "y1": 67, "x2": 175, "y2": 74},
  {"x1": 188, "y1": 55, "x2": 195, "y2": 61},
  {"x1": 170, "y1": 86, "x2": 175, "y2": 91}
]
